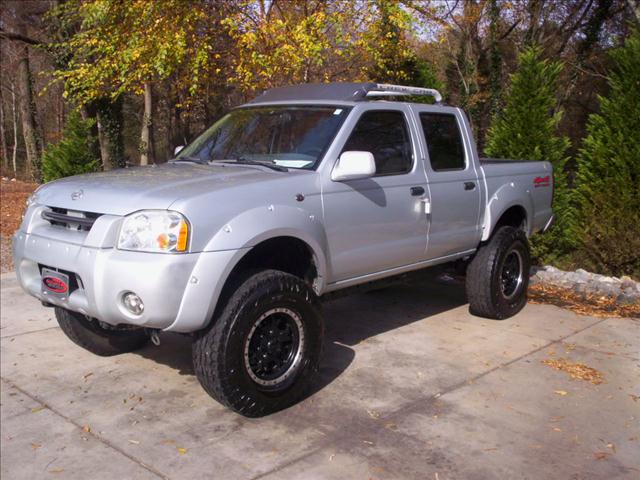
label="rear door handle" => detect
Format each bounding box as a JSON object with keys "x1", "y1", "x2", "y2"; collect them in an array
[
  {"x1": 410, "y1": 186, "x2": 425, "y2": 196},
  {"x1": 464, "y1": 182, "x2": 476, "y2": 191}
]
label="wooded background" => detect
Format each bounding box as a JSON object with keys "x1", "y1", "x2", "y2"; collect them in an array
[{"x1": 1, "y1": 0, "x2": 638, "y2": 276}]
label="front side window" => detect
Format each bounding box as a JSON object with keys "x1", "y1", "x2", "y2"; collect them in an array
[
  {"x1": 342, "y1": 110, "x2": 412, "y2": 175},
  {"x1": 178, "y1": 106, "x2": 349, "y2": 169},
  {"x1": 420, "y1": 113, "x2": 465, "y2": 171}
]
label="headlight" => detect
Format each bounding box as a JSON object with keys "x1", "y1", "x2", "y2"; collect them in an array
[{"x1": 118, "y1": 210, "x2": 190, "y2": 253}]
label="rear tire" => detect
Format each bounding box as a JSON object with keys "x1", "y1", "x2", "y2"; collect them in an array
[
  {"x1": 192, "y1": 269, "x2": 323, "y2": 417},
  {"x1": 55, "y1": 307, "x2": 149, "y2": 356},
  {"x1": 466, "y1": 226, "x2": 530, "y2": 320}
]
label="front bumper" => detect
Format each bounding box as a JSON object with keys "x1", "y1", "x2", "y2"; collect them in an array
[{"x1": 13, "y1": 228, "x2": 242, "y2": 332}]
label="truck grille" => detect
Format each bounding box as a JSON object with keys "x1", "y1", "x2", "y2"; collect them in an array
[{"x1": 42, "y1": 207, "x2": 102, "y2": 232}]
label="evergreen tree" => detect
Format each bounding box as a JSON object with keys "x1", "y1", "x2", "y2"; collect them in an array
[
  {"x1": 573, "y1": 30, "x2": 640, "y2": 277},
  {"x1": 42, "y1": 110, "x2": 100, "y2": 182},
  {"x1": 484, "y1": 45, "x2": 573, "y2": 263}
]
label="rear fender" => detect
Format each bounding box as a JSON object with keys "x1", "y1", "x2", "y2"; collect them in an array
[{"x1": 481, "y1": 182, "x2": 534, "y2": 241}]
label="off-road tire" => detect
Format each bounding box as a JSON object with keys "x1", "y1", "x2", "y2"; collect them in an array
[
  {"x1": 192, "y1": 270, "x2": 323, "y2": 417},
  {"x1": 55, "y1": 307, "x2": 149, "y2": 356},
  {"x1": 466, "y1": 226, "x2": 530, "y2": 320}
]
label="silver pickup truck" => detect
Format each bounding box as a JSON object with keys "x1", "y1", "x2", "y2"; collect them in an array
[{"x1": 13, "y1": 83, "x2": 554, "y2": 416}]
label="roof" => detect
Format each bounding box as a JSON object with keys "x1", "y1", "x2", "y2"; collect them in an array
[
  {"x1": 247, "y1": 82, "x2": 443, "y2": 105},
  {"x1": 248, "y1": 83, "x2": 377, "y2": 104}
]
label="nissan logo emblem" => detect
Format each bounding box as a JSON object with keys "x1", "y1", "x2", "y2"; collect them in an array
[{"x1": 71, "y1": 189, "x2": 84, "y2": 200}]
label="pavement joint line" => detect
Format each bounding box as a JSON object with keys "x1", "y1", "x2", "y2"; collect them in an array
[
  {"x1": 0, "y1": 377, "x2": 171, "y2": 480},
  {"x1": 382, "y1": 315, "x2": 611, "y2": 422},
  {"x1": 251, "y1": 314, "x2": 611, "y2": 480},
  {"x1": 1, "y1": 325, "x2": 60, "y2": 339}
]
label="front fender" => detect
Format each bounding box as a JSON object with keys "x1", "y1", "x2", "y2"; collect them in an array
[
  {"x1": 481, "y1": 182, "x2": 534, "y2": 241},
  {"x1": 203, "y1": 204, "x2": 330, "y2": 288}
]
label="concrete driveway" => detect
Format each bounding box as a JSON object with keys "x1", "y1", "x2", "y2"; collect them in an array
[{"x1": 1, "y1": 271, "x2": 638, "y2": 479}]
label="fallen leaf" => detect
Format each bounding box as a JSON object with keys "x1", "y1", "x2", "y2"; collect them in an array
[
  {"x1": 552, "y1": 427, "x2": 562, "y2": 432},
  {"x1": 31, "y1": 442, "x2": 42, "y2": 450},
  {"x1": 593, "y1": 451, "x2": 609, "y2": 460},
  {"x1": 48, "y1": 468, "x2": 64, "y2": 474},
  {"x1": 177, "y1": 447, "x2": 187, "y2": 454},
  {"x1": 554, "y1": 390, "x2": 568, "y2": 396},
  {"x1": 82, "y1": 425, "x2": 91, "y2": 433},
  {"x1": 384, "y1": 422, "x2": 397, "y2": 430},
  {"x1": 31, "y1": 406, "x2": 45, "y2": 413}
]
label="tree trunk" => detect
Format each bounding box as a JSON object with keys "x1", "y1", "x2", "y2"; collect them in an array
[
  {"x1": 140, "y1": 82, "x2": 154, "y2": 165},
  {"x1": 16, "y1": 40, "x2": 41, "y2": 182},
  {"x1": 11, "y1": 85, "x2": 18, "y2": 176},
  {"x1": 488, "y1": 0, "x2": 502, "y2": 119},
  {"x1": 93, "y1": 97, "x2": 124, "y2": 170},
  {"x1": 96, "y1": 110, "x2": 113, "y2": 170},
  {"x1": 0, "y1": 88, "x2": 7, "y2": 172}
]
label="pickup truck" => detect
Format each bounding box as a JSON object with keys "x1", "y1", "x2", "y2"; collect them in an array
[{"x1": 13, "y1": 83, "x2": 554, "y2": 417}]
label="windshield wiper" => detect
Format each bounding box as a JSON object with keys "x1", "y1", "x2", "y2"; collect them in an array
[
  {"x1": 172, "y1": 156, "x2": 210, "y2": 165},
  {"x1": 215, "y1": 157, "x2": 288, "y2": 172}
]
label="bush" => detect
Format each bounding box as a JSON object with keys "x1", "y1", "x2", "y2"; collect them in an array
[
  {"x1": 573, "y1": 30, "x2": 640, "y2": 277},
  {"x1": 484, "y1": 45, "x2": 574, "y2": 263},
  {"x1": 42, "y1": 111, "x2": 100, "y2": 182}
]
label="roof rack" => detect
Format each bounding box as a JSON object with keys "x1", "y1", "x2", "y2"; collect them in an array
[
  {"x1": 247, "y1": 82, "x2": 444, "y2": 105},
  {"x1": 366, "y1": 84, "x2": 443, "y2": 104}
]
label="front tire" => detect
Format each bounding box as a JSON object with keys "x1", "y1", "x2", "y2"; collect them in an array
[
  {"x1": 466, "y1": 226, "x2": 530, "y2": 319},
  {"x1": 192, "y1": 270, "x2": 323, "y2": 417},
  {"x1": 55, "y1": 307, "x2": 149, "y2": 356}
]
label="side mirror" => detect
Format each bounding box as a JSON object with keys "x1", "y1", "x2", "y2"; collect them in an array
[
  {"x1": 174, "y1": 145, "x2": 185, "y2": 156},
  {"x1": 331, "y1": 151, "x2": 376, "y2": 182}
]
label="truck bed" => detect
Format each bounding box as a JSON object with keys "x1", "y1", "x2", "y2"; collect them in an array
[{"x1": 478, "y1": 157, "x2": 554, "y2": 236}]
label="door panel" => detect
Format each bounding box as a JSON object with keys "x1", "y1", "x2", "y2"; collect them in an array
[
  {"x1": 412, "y1": 107, "x2": 482, "y2": 259},
  {"x1": 323, "y1": 176, "x2": 428, "y2": 280},
  {"x1": 322, "y1": 106, "x2": 429, "y2": 282}
]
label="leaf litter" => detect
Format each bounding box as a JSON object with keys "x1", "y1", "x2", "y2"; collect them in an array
[
  {"x1": 542, "y1": 358, "x2": 604, "y2": 384},
  {"x1": 528, "y1": 284, "x2": 639, "y2": 318}
]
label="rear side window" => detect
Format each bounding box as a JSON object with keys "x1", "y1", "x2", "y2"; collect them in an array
[
  {"x1": 420, "y1": 113, "x2": 465, "y2": 171},
  {"x1": 342, "y1": 110, "x2": 412, "y2": 175}
]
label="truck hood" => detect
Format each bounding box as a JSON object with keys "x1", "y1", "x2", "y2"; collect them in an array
[{"x1": 34, "y1": 162, "x2": 295, "y2": 216}]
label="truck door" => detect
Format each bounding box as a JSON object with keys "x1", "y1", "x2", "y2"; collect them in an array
[
  {"x1": 322, "y1": 105, "x2": 429, "y2": 282},
  {"x1": 411, "y1": 106, "x2": 483, "y2": 259}
]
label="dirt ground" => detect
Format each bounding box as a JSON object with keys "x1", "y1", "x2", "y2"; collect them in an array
[{"x1": 0, "y1": 178, "x2": 37, "y2": 273}]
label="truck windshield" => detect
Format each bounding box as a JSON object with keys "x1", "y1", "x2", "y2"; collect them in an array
[{"x1": 176, "y1": 106, "x2": 350, "y2": 169}]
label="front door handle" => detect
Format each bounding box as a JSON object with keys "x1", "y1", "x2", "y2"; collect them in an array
[
  {"x1": 464, "y1": 181, "x2": 476, "y2": 191},
  {"x1": 410, "y1": 186, "x2": 425, "y2": 196}
]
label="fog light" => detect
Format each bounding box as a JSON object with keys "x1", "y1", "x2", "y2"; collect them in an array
[{"x1": 122, "y1": 292, "x2": 144, "y2": 315}]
